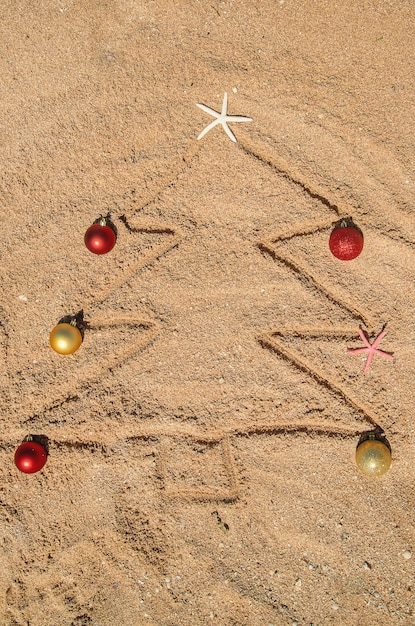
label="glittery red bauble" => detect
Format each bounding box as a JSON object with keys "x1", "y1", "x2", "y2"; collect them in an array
[{"x1": 329, "y1": 225, "x2": 364, "y2": 261}]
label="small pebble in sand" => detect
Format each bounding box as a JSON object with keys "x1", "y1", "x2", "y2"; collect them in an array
[
  {"x1": 403, "y1": 550, "x2": 412, "y2": 560},
  {"x1": 18, "y1": 294, "x2": 28, "y2": 301}
]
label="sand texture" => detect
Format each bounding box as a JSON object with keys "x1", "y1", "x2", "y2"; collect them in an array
[{"x1": 0, "y1": 1, "x2": 414, "y2": 624}]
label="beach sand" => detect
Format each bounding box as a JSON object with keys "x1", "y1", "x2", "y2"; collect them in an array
[{"x1": 0, "y1": 1, "x2": 414, "y2": 624}]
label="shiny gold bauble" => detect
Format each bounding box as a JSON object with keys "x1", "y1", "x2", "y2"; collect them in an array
[
  {"x1": 49, "y1": 323, "x2": 82, "y2": 355},
  {"x1": 355, "y1": 439, "x2": 391, "y2": 477}
]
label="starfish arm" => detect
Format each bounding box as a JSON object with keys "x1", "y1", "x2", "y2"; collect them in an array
[
  {"x1": 371, "y1": 329, "x2": 388, "y2": 349},
  {"x1": 196, "y1": 103, "x2": 220, "y2": 118},
  {"x1": 357, "y1": 328, "x2": 371, "y2": 347},
  {"x1": 347, "y1": 347, "x2": 370, "y2": 355},
  {"x1": 373, "y1": 348, "x2": 394, "y2": 360},
  {"x1": 222, "y1": 122, "x2": 237, "y2": 143},
  {"x1": 221, "y1": 92, "x2": 228, "y2": 116},
  {"x1": 197, "y1": 119, "x2": 220, "y2": 140},
  {"x1": 364, "y1": 351, "x2": 375, "y2": 373},
  {"x1": 225, "y1": 115, "x2": 253, "y2": 123}
]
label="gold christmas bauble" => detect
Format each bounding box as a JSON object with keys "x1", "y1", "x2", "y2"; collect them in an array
[
  {"x1": 50, "y1": 323, "x2": 82, "y2": 355},
  {"x1": 355, "y1": 439, "x2": 391, "y2": 477}
]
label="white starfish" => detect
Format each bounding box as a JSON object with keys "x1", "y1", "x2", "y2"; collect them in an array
[{"x1": 196, "y1": 92, "x2": 252, "y2": 143}]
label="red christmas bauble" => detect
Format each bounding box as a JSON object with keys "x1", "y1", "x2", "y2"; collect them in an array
[
  {"x1": 329, "y1": 225, "x2": 363, "y2": 261},
  {"x1": 84, "y1": 222, "x2": 116, "y2": 254},
  {"x1": 14, "y1": 441, "x2": 47, "y2": 474}
]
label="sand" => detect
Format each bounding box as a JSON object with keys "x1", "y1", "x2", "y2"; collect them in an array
[{"x1": 0, "y1": 1, "x2": 414, "y2": 624}]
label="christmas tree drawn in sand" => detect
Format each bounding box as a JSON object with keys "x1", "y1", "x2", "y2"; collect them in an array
[{"x1": 2, "y1": 110, "x2": 409, "y2": 501}]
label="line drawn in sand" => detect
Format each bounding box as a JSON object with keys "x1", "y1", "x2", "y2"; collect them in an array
[
  {"x1": 246, "y1": 133, "x2": 396, "y2": 441},
  {"x1": 259, "y1": 327, "x2": 384, "y2": 431},
  {"x1": 10, "y1": 212, "x2": 184, "y2": 423}
]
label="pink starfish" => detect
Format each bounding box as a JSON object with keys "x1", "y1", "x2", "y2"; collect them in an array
[{"x1": 347, "y1": 328, "x2": 394, "y2": 373}]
